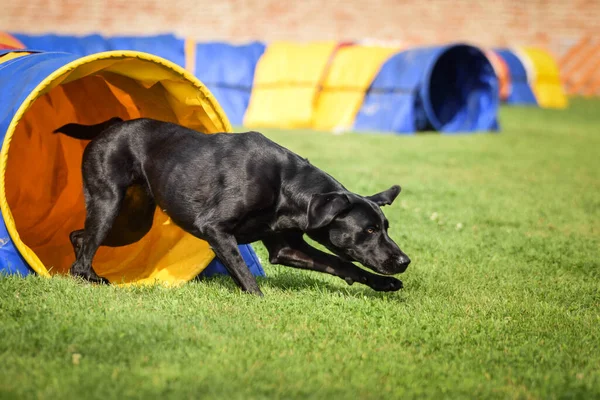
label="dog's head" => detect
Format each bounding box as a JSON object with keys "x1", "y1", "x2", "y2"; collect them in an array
[{"x1": 305, "y1": 185, "x2": 410, "y2": 275}]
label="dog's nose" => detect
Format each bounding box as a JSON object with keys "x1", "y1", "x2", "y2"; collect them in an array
[{"x1": 397, "y1": 254, "x2": 411, "y2": 272}]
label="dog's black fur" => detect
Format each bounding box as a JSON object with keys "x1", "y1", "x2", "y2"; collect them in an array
[{"x1": 54, "y1": 117, "x2": 411, "y2": 296}]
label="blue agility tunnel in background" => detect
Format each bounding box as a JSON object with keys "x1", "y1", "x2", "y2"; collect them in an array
[
  {"x1": 354, "y1": 44, "x2": 500, "y2": 134},
  {"x1": 8, "y1": 35, "x2": 502, "y2": 135},
  {"x1": 495, "y1": 49, "x2": 538, "y2": 106},
  {"x1": 0, "y1": 49, "x2": 264, "y2": 284},
  {"x1": 194, "y1": 42, "x2": 266, "y2": 127},
  {"x1": 12, "y1": 34, "x2": 266, "y2": 128},
  {"x1": 12, "y1": 33, "x2": 187, "y2": 68},
  {"x1": 12, "y1": 33, "x2": 110, "y2": 56}
]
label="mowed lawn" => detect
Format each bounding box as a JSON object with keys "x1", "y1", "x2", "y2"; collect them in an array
[{"x1": 1, "y1": 98, "x2": 598, "y2": 399}]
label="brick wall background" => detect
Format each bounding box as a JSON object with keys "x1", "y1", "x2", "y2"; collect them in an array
[
  {"x1": 2, "y1": 0, "x2": 599, "y2": 58},
  {"x1": 0, "y1": 0, "x2": 600, "y2": 57}
]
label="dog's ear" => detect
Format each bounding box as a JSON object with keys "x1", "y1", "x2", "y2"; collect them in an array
[
  {"x1": 365, "y1": 185, "x2": 401, "y2": 207},
  {"x1": 306, "y1": 192, "x2": 352, "y2": 230}
]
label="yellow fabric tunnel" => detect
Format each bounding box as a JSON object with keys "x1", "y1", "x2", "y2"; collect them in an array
[
  {"x1": 519, "y1": 47, "x2": 569, "y2": 109},
  {"x1": 0, "y1": 50, "x2": 232, "y2": 286},
  {"x1": 244, "y1": 41, "x2": 339, "y2": 129},
  {"x1": 312, "y1": 45, "x2": 400, "y2": 132}
]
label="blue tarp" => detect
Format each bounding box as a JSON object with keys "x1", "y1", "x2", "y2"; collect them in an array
[
  {"x1": 194, "y1": 42, "x2": 266, "y2": 127},
  {"x1": 0, "y1": 49, "x2": 264, "y2": 279},
  {"x1": 495, "y1": 49, "x2": 538, "y2": 106},
  {"x1": 12, "y1": 33, "x2": 186, "y2": 68},
  {"x1": 354, "y1": 44, "x2": 500, "y2": 134}
]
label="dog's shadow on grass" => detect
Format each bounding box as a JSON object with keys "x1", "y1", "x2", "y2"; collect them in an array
[{"x1": 196, "y1": 271, "x2": 407, "y2": 301}]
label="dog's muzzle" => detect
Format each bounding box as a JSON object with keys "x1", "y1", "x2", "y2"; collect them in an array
[
  {"x1": 396, "y1": 254, "x2": 411, "y2": 273},
  {"x1": 377, "y1": 253, "x2": 411, "y2": 275}
]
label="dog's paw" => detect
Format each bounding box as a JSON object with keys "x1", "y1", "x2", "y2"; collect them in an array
[
  {"x1": 70, "y1": 267, "x2": 110, "y2": 285},
  {"x1": 95, "y1": 276, "x2": 111, "y2": 285},
  {"x1": 84, "y1": 274, "x2": 110, "y2": 285},
  {"x1": 369, "y1": 276, "x2": 403, "y2": 292}
]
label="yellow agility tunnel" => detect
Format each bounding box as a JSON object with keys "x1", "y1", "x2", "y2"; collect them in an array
[
  {"x1": 313, "y1": 45, "x2": 400, "y2": 132},
  {"x1": 519, "y1": 47, "x2": 568, "y2": 109},
  {"x1": 244, "y1": 40, "x2": 340, "y2": 129},
  {"x1": 244, "y1": 41, "x2": 402, "y2": 132},
  {"x1": 0, "y1": 49, "x2": 263, "y2": 285}
]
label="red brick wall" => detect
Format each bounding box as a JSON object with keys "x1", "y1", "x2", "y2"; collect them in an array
[{"x1": 2, "y1": 0, "x2": 599, "y2": 57}]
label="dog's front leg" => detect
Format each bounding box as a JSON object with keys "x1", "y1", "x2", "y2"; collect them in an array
[
  {"x1": 202, "y1": 228, "x2": 263, "y2": 296},
  {"x1": 263, "y1": 234, "x2": 402, "y2": 292}
]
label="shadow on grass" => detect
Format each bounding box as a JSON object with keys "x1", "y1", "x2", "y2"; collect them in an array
[{"x1": 196, "y1": 270, "x2": 408, "y2": 301}]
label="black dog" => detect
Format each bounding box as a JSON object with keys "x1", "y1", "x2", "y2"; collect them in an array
[{"x1": 54, "y1": 117, "x2": 411, "y2": 296}]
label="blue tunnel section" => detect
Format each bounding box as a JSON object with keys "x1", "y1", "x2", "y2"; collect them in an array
[
  {"x1": 494, "y1": 49, "x2": 538, "y2": 106},
  {"x1": 12, "y1": 33, "x2": 187, "y2": 68},
  {"x1": 354, "y1": 44, "x2": 500, "y2": 134},
  {"x1": 12, "y1": 34, "x2": 267, "y2": 128},
  {"x1": 0, "y1": 50, "x2": 82, "y2": 277},
  {"x1": 194, "y1": 42, "x2": 266, "y2": 127}
]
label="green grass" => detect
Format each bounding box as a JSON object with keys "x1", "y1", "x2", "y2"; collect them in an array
[{"x1": 1, "y1": 98, "x2": 599, "y2": 399}]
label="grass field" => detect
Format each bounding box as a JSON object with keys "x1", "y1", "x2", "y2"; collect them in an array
[{"x1": 1, "y1": 98, "x2": 599, "y2": 399}]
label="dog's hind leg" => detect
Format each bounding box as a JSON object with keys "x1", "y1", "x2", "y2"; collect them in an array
[
  {"x1": 263, "y1": 233, "x2": 403, "y2": 292},
  {"x1": 69, "y1": 229, "x2": 85, "y2": 256},
  {"x1": 69, "y1": 179, "x2": 128, "y2": 284},
  {"x1": 69, "y1": 185, "x2": 155, "y2": 260},
  {"x1": 101, "y1": 184, "x2": 156, "y2": 247}
]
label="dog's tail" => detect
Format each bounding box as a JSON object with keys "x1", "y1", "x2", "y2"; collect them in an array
[{"x1": 53, "y1": 117, "x2": 124, "y2": 140}]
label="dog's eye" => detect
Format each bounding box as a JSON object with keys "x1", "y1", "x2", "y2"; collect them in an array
[{"x1": 366, "y1": 227, "x2": 377, "y2": 234}]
